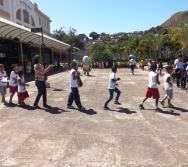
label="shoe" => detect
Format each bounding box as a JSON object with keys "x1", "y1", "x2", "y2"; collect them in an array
[
  {"x1": 103, "y1": 106, "x2": 110, "y2": 110},
  {"x1": 166, "y1": 104, "x2": 174, "y2": 108},
  {"x1": 78, "y1": 106, "x2": 86, "y2": 111},
  {"x1": 139, "y1": 103, "x2": 144, "y2": 109},
  {"x1": 114, "y1": 101, "x2": 121, "y2": 105},
  {"x1": 67, "y1": 105, "x2": 75, "y2": 109},
  {"x1": 43, "y1": 104, "x2": 51, "y2": 108},
  {"x1": 154, "y1": 107, "x2": 161, "y2": 111},
  {"x1": 159, "y1": 100, "x2": 164, "y2": 106},
  {"x1": 33, "y1": 104, "x2": 41, "y2": 109}
]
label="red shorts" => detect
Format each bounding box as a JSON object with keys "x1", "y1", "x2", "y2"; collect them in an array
[
  {"x1": 18, "y1": 91, "x2": 29, "y2": 101},
  {"x1": 10, "y1": 86, "x2": 18, "y2": 93},
  {"x1": 146, "y1": 87, "x2": 160, "y2": 99}
]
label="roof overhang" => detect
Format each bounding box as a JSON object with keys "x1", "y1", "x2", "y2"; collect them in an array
[{"x1": 0, "y1": 17, "x2": 70, "y2": 51}]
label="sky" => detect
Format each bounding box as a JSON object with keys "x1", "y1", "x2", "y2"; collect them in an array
[{"x1": 30, "y1": 0, "x2": 188, "y2": 37}]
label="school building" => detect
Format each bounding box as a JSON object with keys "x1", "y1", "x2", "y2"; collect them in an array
[{"x1": 0, "y1": 0, "x2": 71, "y2": 73}]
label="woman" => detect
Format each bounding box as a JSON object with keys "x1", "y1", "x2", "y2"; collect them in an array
[{"x1": 33, "y1": 55, "x2": 53, "y2": 108}]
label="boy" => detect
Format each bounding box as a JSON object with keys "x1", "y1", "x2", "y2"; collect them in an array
[
  {"x1": 159, "y1": 66, "x2": 174, "y2": 108},
  {"x1": 9, "y1": 64, "x2": 19, "y2": 104},
  {"x1": 67, "y1": 61, "x2": 86, "y2": 111},
  {"x1": 139, "y1": 63, "x2": 160, "y2": 111},
  {"x1": 103, "y1": 65, "x2": 121, "y2": 110},
  {"x1": 0, "y1": 64, "x2": 8, "y2": 103}
]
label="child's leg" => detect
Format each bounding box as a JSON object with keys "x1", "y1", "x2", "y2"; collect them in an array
[
  {"x1": 161, "y1": 95, "x2": 167, "y2": 102},
  {"x1": 2, "y1": 95, "x2": 5, "y2": 103},
  {"x1": 114, "y1": 87, "x2": 121, "y2": 102},
  {"x1": 167, "y1": 99, "x2": 171, "y2": 105},
  {"x1": 155, "y1": 98, "x2": 159, "y2": 107},
  {"x1": 142, "y1": 97, "x2": 148, "y2": 103},
  {"x1": 73, "y1": 88, "x2": 82, "y2": 108},
  {"x1": 9, "y1": 93, "x2": 15, "y2": 103},
  {"x1": 104, "y1": 89, "x2": 114, "y2": 107}
]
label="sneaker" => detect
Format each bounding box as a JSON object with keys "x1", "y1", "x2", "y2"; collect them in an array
[
  {"x1": 67, "y1": 105, "x2": 75, "y2": 109},
  {"x1": 154, "y1": 107, "x2": 161, "y2": 111},
  {"x1": 78, "y1": 106, "x2": 86, "y2": 111},
  {"x1": 103, "y1": 106, "x2": 110, "y2": 110},
  {"x1": 159, "y1": 100, "x2": 164, "y2": 106},
  {"x1": 114, "y1": 101, "x2": 121, "y2": 105},
  {"x1": 33, "y1": 104, "x2": 41, "y2": 109},
  {"x1": 43, "y1": 104, "x2": 51, "y2": 108},
  {"x1": 139, "y1": 103, "x2": 144, "y2": 109},
  {"x1": 166, "y1": 104, "x2": 174, "y2": 108}
]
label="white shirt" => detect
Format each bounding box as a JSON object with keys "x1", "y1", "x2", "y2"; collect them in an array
[
  {"x1": 0, "y1": 71, "x2": 7, "y2": 86},
  {"x1": 108, "y1": 72, "x2": 116, "y2": 89},
  {"x1": 130, "y1": 59, "x2": 136, "y2": 65},
  {"x1": 174, "y1": 59, "x2": 184, "y2": 69},
  {"x1": 18, "y1": 76, "x2": 26, "y2": 93},
  {"x1": 148, "y1": 71, "x2": 158, "y2": 88},
  {"x1": 9, "y1": 71, "x2": 18, "y2": 87},
  {"x1": 164, "y1": 73, "x2": 173, "y2": 90},
  {"x1": 70, "y1": 69, "x2": 78, "y2": 87}
]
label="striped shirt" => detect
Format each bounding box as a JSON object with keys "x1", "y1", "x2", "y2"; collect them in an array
[{"x1": 34, "y1": 64, "x2": 45, "y2": 81}]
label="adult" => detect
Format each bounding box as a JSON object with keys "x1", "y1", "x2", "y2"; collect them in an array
[
  {"x1": 33, "y1": 55, "x2": 53, "y2": 108},
  {"x1": 174, "y1": 54, "x2": 184, "y2": 88},
  {"x1": 141, "y1": 58, "x2": 146, "y2": 71},
  {"x1": 129, "y1": 57, "x2": 136, "y2": 75}
]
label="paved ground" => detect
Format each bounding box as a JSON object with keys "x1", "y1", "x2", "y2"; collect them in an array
[{"x1": 0, "y1": 68, "x2": 188, "y2": 167}]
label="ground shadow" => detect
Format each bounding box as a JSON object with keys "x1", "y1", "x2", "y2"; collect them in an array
[
  {"x1": 45, "y1": 107, "x2": 70, "y2": 114},
  {"x1": 53, "y1": 88, "x2": 65, "y2": 91},
  {"x1": 156, "y1": 109, "x2": 181, "y2": 116},
  {"x1": 168, "y1": 106, "x2": 188, "y2": 113},
  {"x1": 19, "y1": 104, "x2": 36, "y2": 111},
  {"x1": 4, "y1": 103, "x2": 17, "y2": 108},
  {"x1": 79, "y1": 109, "x2": 97, "y2": 115},
  {"x1": 115, "y1": 107, "x2": 137, "y2": 114},
  {"x1": 87, "y1": 75, "x2": 96, "y2": 77}
]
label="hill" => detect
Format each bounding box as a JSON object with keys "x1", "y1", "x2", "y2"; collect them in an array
[{"x1": 161, "y1": 10, "x2": 188, "y2": 29}]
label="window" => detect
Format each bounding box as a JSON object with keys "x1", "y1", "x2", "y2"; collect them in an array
[
  {"x1": 46, "y1": 22, "x2": 49, "y2": 30},
  {"x1": 39, "y1": 17, "x2": 41, "y2": 25},
  {"x1": 31, "y1": 16, "x2": 35, "y2": 26},
  {"x1": 16, "y1": 9, "x2": 21, "y2": 20},
  {"x1": 23, "y1": 10, "x2": 29, "y2": 24},
  {"x1": 0, "y1": 0, "x2": 4, "y2": 6}
]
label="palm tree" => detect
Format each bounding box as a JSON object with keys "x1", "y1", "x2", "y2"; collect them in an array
[{"x1": 141, "y1": 31, "x2": 168, "y2": 61}]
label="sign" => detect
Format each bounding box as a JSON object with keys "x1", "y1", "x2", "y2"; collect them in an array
[{"x1": 31, "y1": 27, "x2": 42, "y2": 33}]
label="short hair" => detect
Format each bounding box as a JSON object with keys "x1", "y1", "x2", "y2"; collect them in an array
[
  {"x1": 11, "y1": 64, "x2": 17, "y2": 70},
  {"x1": 177, "y1": 54, "x2": 183, "y2": 58},
  {"x1": 111, "y1": 65, "x2": 117, "y2": 72},
  {"x1": 33, "y1": 55, "x2": 40, "y2": 64},
  {"x1": 0, "y1": 64, "x2": 4, "y2": 68},
  {"x1": 165, "y1": 65, "x2": 173, "y2": 71},
  {"x1": 150, "y1": 63, "x2": 157, "y2": 71},
  {"x1": 71, "y1": 61, "x2": 77, "y2": 68},
  {"x1": 18, "y1": 70, "x2": 24, "y2": 76}
]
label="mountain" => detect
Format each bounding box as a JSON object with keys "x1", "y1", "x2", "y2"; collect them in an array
[{"x1": 161, "y1": 10, "x2": 188, "y2": 29}]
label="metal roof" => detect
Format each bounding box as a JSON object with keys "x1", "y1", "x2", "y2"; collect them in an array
[{"x1": 0, "y1": 17, "x2": 70, "y2": 50}]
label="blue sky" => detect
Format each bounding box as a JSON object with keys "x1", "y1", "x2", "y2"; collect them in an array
[{"x1": 30, "y1": 0, "x2": 188, "y2": 37}]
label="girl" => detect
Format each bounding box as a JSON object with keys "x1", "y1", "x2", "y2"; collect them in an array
[
  {"x1": 158, "y1": 61, "x2": 163, "y2": 76},
  {"x1": 17, "y1": 71, "x2": 29, "y2": 106},
  {"x1": 0, "y1": 64, "x2": 8, "y2": 103},
  {"x1": 9, "y1": 64, "x2": 19, "y2": 104}
]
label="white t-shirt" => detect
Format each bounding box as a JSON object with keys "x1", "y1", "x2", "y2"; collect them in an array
[
  {"x1": 70, "y1": 69, "x2": 78, "y2": 87},
  {"x1": 108, "y1": 72, "x2": 116, "y2": 89},
  {"x1": 174, "y1": 59, "x2": 184, "y2": 69},
  {"x1": 148, "y1": 71, "x2": 158, "y2": 88},
  {"x1": 0, "y1": 71, "x2": 7, "y2": 86},
  {"x1": 130, "y1": 59, "x2": 136, "y2": 65},
  {"x1": 18, "y1": 76, "x2": 26, "y2": 93},
  {"x1": 9, "y1": 71, "x2": 18, "y2": 87},
  {"x1": 164, "y1": 73, "x2": 173, "y2": 90}
]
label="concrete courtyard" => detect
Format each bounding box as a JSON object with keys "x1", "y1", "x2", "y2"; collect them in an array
[{"x1": 0, "y1": 68, "x2": 188, "y2": 167}]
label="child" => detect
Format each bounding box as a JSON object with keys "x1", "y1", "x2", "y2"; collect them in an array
[
  {"x1": 9, "y1": 64, "x2": 19, "y2": 104},
  {"x1": 139, "y1": 63, "x2": 160, "y2": 111},
  {"x1": 159, "y1": 66, "x2": 174, "y2": 108},
  {"x1": 103, "y1": 65, "x2": 121, "y2": 110},
  {"x1": 158, "y1": 61, "x2": 163, "y2": 76},
  {"x1": 0, "y1": 64, "x2": 8, "y2": 103},
  {"x1": 67, "y1": 61, "x2": 86, "y2": 111},
  {"x1": 17, "y1": 71, "x2": 29, "y2": 106}
]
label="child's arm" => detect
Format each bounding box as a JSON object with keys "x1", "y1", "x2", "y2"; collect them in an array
[
  {"x1": 166, "y1": 76, "x2": 173, "y2": 86},
  {"x1": 112, "y1": 77, "x2": 120, "y2": 82},
  {"x1": 18, "y1": 79, "x2": 29, "y2": 86},
  {"x1": 72, "y1": 71, "x2": 80, "y2": 80},
  {"x1": 156, "y1": 73, "x2": 160, "y2": 85}
]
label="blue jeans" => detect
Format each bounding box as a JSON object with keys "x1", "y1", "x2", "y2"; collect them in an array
[
  {"x1": 104, "y1": 87, "x2": 121, "y2": 107},
  {"x1": 67, "y1": 87, "x2": 82, "y2": 108}
]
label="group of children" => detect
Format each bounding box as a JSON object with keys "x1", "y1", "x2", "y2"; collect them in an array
[{"x1": 0, "y1": 64, "x2": 29, "y2": 106}]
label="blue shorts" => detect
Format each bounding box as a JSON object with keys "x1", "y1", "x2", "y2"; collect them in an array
[{"x1": 165, "y1": 89, "x2": 173, "y2": 99}]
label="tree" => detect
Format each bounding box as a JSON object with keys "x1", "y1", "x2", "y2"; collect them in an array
[
  {"x1": 140, "y1": 31, "x2": 168, "y2": 61},
  {"x1": 89, "y1": 32, "x2": 100, "y2": 40}
]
